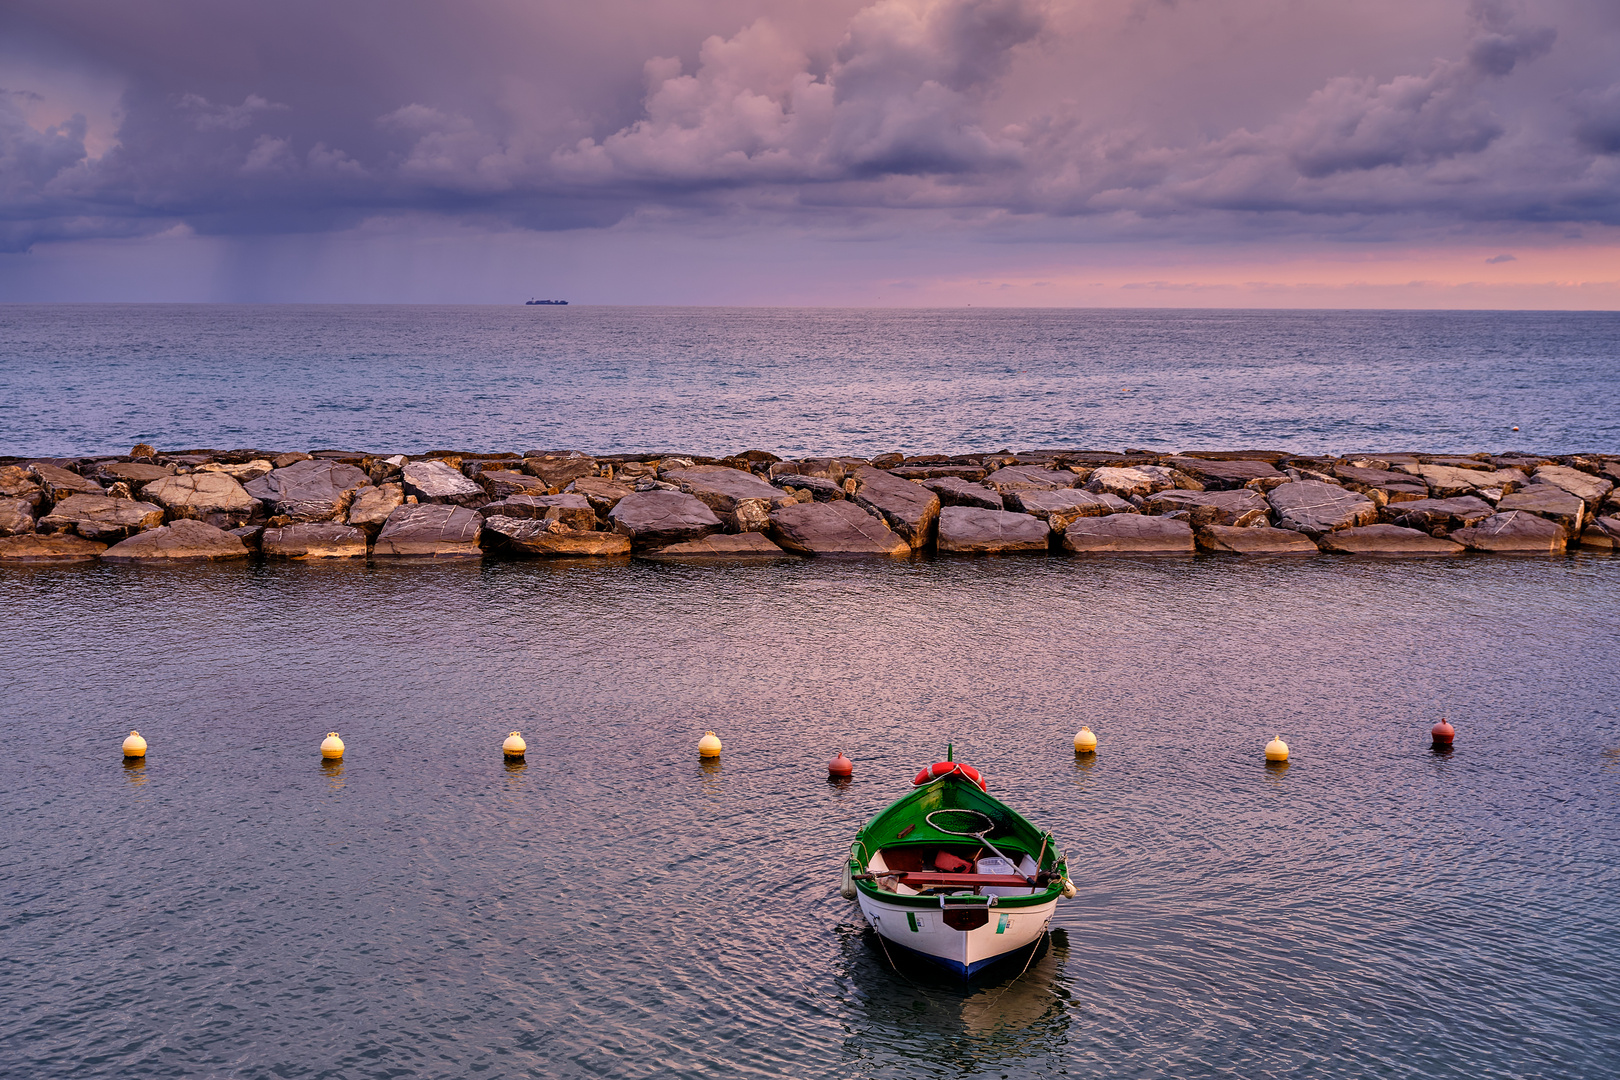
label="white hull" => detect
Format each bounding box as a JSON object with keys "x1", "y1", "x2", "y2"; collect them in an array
[{"x1": 856, "y1": 890, "x2": 1057, "y2": 977}]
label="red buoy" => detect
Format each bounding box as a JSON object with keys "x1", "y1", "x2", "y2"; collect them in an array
[
  {"x1": 828, "y1": 752, "x2": 853, "y2": 777},
  {"x1": 1431, "y1": 718, "x2": 1455, "y2": 745}
]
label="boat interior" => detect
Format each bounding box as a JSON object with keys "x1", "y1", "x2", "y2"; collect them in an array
[{"x1": 867, "y1": 844, "x2": 1042, "y2": 897}]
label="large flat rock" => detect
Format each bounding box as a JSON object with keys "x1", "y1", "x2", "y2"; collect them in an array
[
  {"x1": 1085, "y1": 465, "x2": 1178, "y2": 499},
  {"x1": 1532, "y1": 465, "x2": 1613, "y2": 508},
  {"x1": 1008, "y1": 488, "x2": 1134, "y2": 529},
  {"x1": 482, "y1": 515, "x2": 631, "y2": 557},
  {"x1": 1161, "y1": 457, "x2": 1281, "y2": 490},
  {"x1": 768, "y1": 500, "x2": 911, "y2": 556},
  {"x1": 347, "y1": 483, "x2": 405, "y2": 533},
  {"x1": 1450, "y1": 511, "x2": 1568, "y2": 554},
  {"x1": 664, "y1": 465, "x2": 787, "y2": 532},
  {"x1": 1383, "y1": 496, "x2": 1494, "y2": 532},
  {"x1": 641, "y1": 532, "x2": 793, "y2": 559},
  {"x1": 851, "y1": 466, "x2": 940, "y2": 549},
  {"x1": 28, "y1": 462, "x2": 104, "y2": 503},
  {"x1": 937, "y1": 507, "x2": 1050, "y2": 553},
  {"x1": 261, "y1": 522, "x2": 369, "y2": 559},
  {"x1": 1318, "y1": 524, "x2": 1465, "y2": 555},
  {"x1": 372, "y1": 503, "x2": 484, "y2": 557},
  {"x1": 1497, "y1": 485, "x2": 1585, "y2": 537},
  {"x1": 608, "y1": 490, "x2": 723, "y2": 549},
  {"x1": 142, "y1": 472, "x2": 259, "y2": 526},
  {"x1": 922, "y1": 477, "x2": 1003, "y2": 511},
  {"x1": 101, "y1": 519, "x2": 249, "y2": 562},
  {"x1": 96, "y1": 461, "x2": 176, "y2": 486},
  {"x1": 243, "y1": 458, "x2": 370, "y2": 521},
  {"x1": 478, "y1": 493, "x2": 596, "y2": 530},
  {"x1": 982, "y1": 465, "x2": 1079, "y2": 493},
  {"x1": 1267, "y1": 481, "x2": 1377, "y2": 537},
  {"x1": 1196, "y1": 525, "x2": 1319, "y2": 554},
  {"x1": 1061, "y1": 514, "x2": 1195, "y2": 554},
  {"x1": 401, "y1": 460, "x2": 488, "y2": 507},
  {"x1": 0, "y1": 533, "x2": 106, "y2": 562},
  {"x1": 38, "y1": 494, "x2": 165, "y2": 541},
  {"x1": 1142, "y1": 489, "x2": 1269, "y2": 527}
]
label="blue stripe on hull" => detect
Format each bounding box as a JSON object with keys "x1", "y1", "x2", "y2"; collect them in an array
[{"x1": 880, "y1": 935, "x2": 1039, "y2": 978}]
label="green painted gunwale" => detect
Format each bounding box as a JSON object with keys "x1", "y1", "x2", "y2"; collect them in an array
[{"x1": 848, "y1": 773, "x2": 1067, "y2": 910}]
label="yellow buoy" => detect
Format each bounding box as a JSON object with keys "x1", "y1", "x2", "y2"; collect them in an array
[
  {"x1": 502, "y1": 731, "x2": 526, "y2": 758},
  {"x1": 698, "y1": 730, "x2": 723, "y2": 758},
  {"x1": 122, "y1": 730, "x2": 147, "y2": 758},
  {"x1": 320, "y1": 732, "x2": 345, "y2": 760},
  {"x1": 1073, "y1": 726, "x2": 1097, "y2": 753},
  {"x1": 1265, "y1": 735, "x2": 1289, "y2": 762}
]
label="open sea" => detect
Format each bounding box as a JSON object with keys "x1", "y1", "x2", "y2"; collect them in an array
[{"x1": 2, "y1": 306, "x2": 1618, "y2": 1079}]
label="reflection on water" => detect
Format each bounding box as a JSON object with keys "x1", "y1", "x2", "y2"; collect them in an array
[
  {"x1": 1, "y1": 555, "x2": 1617, "y2": 1079},
  {"x1": 121, "y1": 758, "x2": 147, "y2": 786}
]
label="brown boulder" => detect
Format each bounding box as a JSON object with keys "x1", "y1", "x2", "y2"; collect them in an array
[
  {"x1": 1161, "y1": 457, "x2": 1281, "y2": 490},
  {"x1": 851, "y1": 466, "x2": 940, "y2": 549},
  {"x1": 1497, "y1": 485, "x2": 1585, "y2": 537},
  {"x1": 242, "y1": 458, "x2": 369, "y2": 521},
  {"x1": 522, "y1": 453, "x2": 596, "y2": 489},
  {"x1": 567, "y1": 477, "x2": 636, "y2": 518},
  {"x1": 1318, "y1": 524, "x2": 1465, "y2": 555},
  {"x1": 261, "y1": 522, "x2": 369, "y2": 559},
  {"x1": 1531, "y1": 465, "x2": 1613, "y2": 509},
  {"x1": 608, "y1": 491, "x2": 723, "y2": 549},
  {"x1": 922, "y1": 477, "x2": 1002, "y2": 511},
  {"x1": 937, "y1": 507, "x2": 1050, "y2": 554},
  {"x1": 29, "y1": 462, "x2": 104, "y2": 503},
  {"x1": 1195, "y1": 525, "x2": 1319, "y2": 554},
  {"x1": 477, "y1": 493, "x2": 596, "y2": 531},
  {"x1": 1267, "y1": 481, "x2": 1377, "y2": 537},
  {"x1": 641, "y1": 532, "x2": 793, "y2": 559},
  {"x1": 1008, "y1": 488, "x2": 1134, "y2": 529},
  {"x1": 664, "y1": 465, "x2": 788, "y2": 532},
  {"x1": 101, "y1": 519, "x2": 249, "y2": 562},
  {"x1": 372, "y1": 504, "x2": 484, "y2": 557},
  {"x1": 772, "y1": 474, "x2": 846, "y2": 502},
  {"x1": 0, "y1": 533, "x2": 106, "y2": 562},
  {"x1": 400, "y1": 460, "x2": 488, "y2": 508},
  {"x1": 478, "y1": 469, "x2": 551, "y2": 499},
  {"x1": 1142, "y1": 489, "x2": 1270, "y2": 527},
  {"x1": 0, "y1": 466, "x2": 43, "y2": 512},
  {"x1": 1450, "y1": 511, "x2": 1567, "y2": 554},
  {"x1": 0, "y1": 498, "x2": 36, "y2": 536},
  {"x1": 347, "y1": 483, "x2": 405, "y2": 534},
  {"x1": 983, "y1": 465, "x2": 1080, "y2": 493},
  {"x1": 1061, "y1": 515, "x2": 1195, "y2": 555},
  {"x1": 888, "y1": 465, "x2": 988, "y2": 482},
  {"x1": 38, "y1": 494, "x2": 165, "y2": 541},
  {"x1": 96, "y1": 461, "x2": 175, "y2": 486},
  {"x1": 481, "y1": 515, "x2": 631, "y2": 557},
  {"x1": 142, "y1": 472, "x2": 259, "y2": 527},
  {"x1": 768, "y1": 500, "x2": 910, "y2": 556},
  {"x1": 1085, "y1": 466, "x2": 1178, "y2": 499},
  {"x1": 1577, "y1": 515, "x2": 1620, "y2": 550},
  {"x1": 1383, "y1": 496, "x2": 1495, "y2": 533}
]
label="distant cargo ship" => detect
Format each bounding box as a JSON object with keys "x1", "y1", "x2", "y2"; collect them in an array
[{"x1": 525, "y1": 298, "x2": 568, "y2": 305}]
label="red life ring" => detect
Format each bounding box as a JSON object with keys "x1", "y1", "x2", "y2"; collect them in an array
[{"x1": 911, "y1": 761, "x2": 988, "y2": 791}]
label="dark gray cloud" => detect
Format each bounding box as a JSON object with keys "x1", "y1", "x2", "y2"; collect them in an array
[{"x1": 0, "y1": 0, "x2": 1616, "y2": 254}]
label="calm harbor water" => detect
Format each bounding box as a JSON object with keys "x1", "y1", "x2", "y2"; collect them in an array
[
  {"x1": 2, "y1": 555, "x2": 1618, "y2": 1079},
  {"x1": 2, "y1": 305, "x2": 1619, "y2": 457}
]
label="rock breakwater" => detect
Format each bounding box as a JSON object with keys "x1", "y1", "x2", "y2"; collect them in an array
[{"x1": 1, "y1": 446, "x2": 1616, "y2": 564}]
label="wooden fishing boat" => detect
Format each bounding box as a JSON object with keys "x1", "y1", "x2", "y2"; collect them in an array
[{"x1": 842, "y1": 753, "x2": 1075, "y2": 977}]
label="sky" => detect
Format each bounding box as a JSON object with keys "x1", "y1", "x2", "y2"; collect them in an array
[{"x1": 2, "y1": 0, "x2": 1618, "y2": 307}]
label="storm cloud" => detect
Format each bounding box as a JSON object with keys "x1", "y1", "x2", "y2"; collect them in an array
[{"x1": 1, "y1": 0, "x2": 1617, "y2": 259}]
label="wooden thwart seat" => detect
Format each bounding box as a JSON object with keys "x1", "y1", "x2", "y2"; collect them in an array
[{"x1": 895, "y1": 872, "x2": 1033, "y2": 888}]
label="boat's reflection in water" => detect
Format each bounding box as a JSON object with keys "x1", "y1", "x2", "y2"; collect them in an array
[{"x1": 837, "y1": 924, "x2": 1074, "y2": 1074}]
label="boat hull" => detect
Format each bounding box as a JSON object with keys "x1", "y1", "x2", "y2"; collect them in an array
[{"x1": 856, "y1": 889, "x2": 1057, "y2": 977}]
